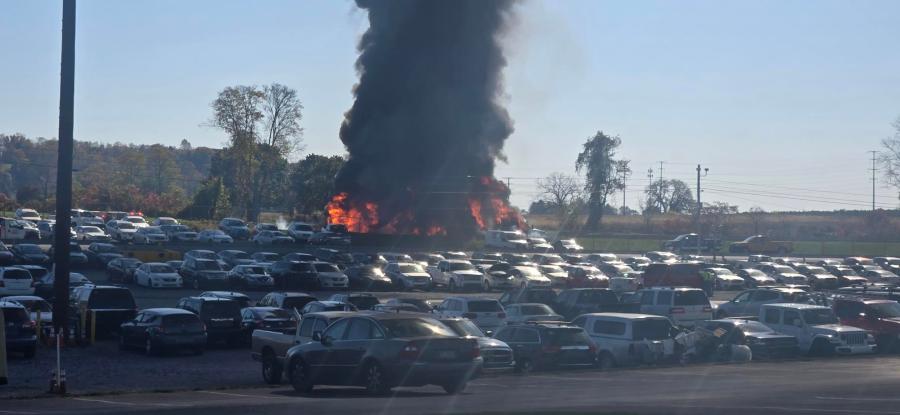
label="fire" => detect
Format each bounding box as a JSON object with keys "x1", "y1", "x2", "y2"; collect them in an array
[{"x1": 326, "y1": 176, "x2": 522, "y2": 236}]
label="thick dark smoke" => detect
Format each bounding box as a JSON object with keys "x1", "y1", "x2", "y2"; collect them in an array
[{"x1": 333, "y1": 0, "x2": 519, "y2": 237}]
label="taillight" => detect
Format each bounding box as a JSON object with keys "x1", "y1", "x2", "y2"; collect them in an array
[
  {"x1": 497, "y1": 312, "x2": 506, "y2": 319},
  {"x1": 670, "y1": 307, "x2": 685, "y2": 314},
  {"x1": 398, "y1": 342, "x2": 421, "y2": 360},
  {"x1": 542, "y1": 345, "x2": 561, "y2": 354},
  {"x1": 462, "y1": 312, "x2": 477, "y2": 319},
  {"x1": 21, "y1": 320, "x2": 36, "y2": 330},
  {"x1": 470, "y1": 345, "x2": 481, "y2": 359}
]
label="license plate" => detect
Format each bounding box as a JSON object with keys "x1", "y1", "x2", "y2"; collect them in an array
[{"x1": 438, "y1": 350, "x2": 457, "y2": 359}]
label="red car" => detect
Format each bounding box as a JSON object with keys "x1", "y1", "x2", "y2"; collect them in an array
[{"x1": 833, "y1": 298, "x2": 900, "y2": 352}]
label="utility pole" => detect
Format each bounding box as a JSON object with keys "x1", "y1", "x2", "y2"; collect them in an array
[
  {"x1": 695, "y1": 164, "x2": 708, "y2": 256},
  {"x1": 53, "y1": 0, "x2": 76, "y2": 336},
  {"x1": 658, "y1": 161, "x2": 664, "y2": 185},
  {"x1": 646, "y1": 168, "x2": 654, "y2": 212},
  {"x1": 617, "y1": 164, "x2": 630, "y2": 214},
  {"x1": 869, "y1": 150, "x2": 878, "y2": 211}
]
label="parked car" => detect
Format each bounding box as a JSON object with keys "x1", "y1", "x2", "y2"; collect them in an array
[
  {"x1": 874, "y1": 257, "x2": 900, "y2": 274},
  {"x1": 826, "y1": 266, "x2": 869, "y2": 286},
  {"x1": 251, "y1": 311, "x2": 356, "y2": 384},
  {"x1": 218, "y1": 250, "x2": 254, "y2": 269},
  {"x1": 119, "y1": 308, "x2": 206, "y2": 355},
  {"x1": 228, "y1": 265, "x2": 274, "y2": 290},
  {"x1": 123, "y1": 215, "x2": 149, "y2": 229},
  {"x1": 571, "y1": 313, "x2": 678, "y2": 368},
  {"x1": 33, "y1": 271, "x2": 90, "y2": 300},
  {"x1": 47, "y1": 242, "x2": 89, "y2": 268},
  {"x1": 251, "y1": 252, "x2": 281, "y2": 264},
  {"x1": 257, "y1": 291, "x2": 318, "y2": 312},
  {"x1": 301, "y1": 300, "x2": 357, "y2": 315},
  {"x1": 286, "y1": 222, "x2": 316, "y2": 243},
  {"x1": 729, "y1": 235, "x2": 793, "y2": 255},
  {"x1": 268, "y1": 261, "x2": 320, "y2": 290},
  {"x1": 241, "y1": 306, "x2": 298, "y2": 343},
  {"x1": 527, "y1": 237, "x2": 553, "y2": 252},
  {"x1": 498, "y1": 286, "x2": 558, "y2": 308},
  {"x1": 645, "y1": 251, "x2": 678, "y2": 263},
  {"x1": 663, "y1": 233, "x2": 722, "y2": 253},
  {"x1": 383, "y1": 298, "x2": 436, "y2": 313},
  {"x1": 775, "y1": 272, "x2": 809, "y2": 286},
  {"x1": 74, "y1": 225, "x2": 111, "y2": 242},
  {"x1": 151, "y1": 217, "x2": 179, "y2": 226},
  {"x1": 107, "y1": 257, "x2": 143, "y2": 284},
  {"x1": 794, "y1": 264, "x2": 840, "y2": 289},
  {"x1": 705, "y1": 267, "x2": 745, "y2": 290},
  {"x1": 178, "y1": 257, "x2": 228, "y2": 290},
  {"x1": 3, "y1": 295, "x2": 52, "y2": 327},
  {"x1": 327, "y1": 293, "x2": 380, "y2": 310},
  {"x1": 283, "y1": 252, "x2": 318, "y2": 263},
  {"x1": 284, "y1": 313, "x2": 481, "y2": 395},
  {"x1": 536, "y1": 264, "x2": 569, "y2": 288},
  {"x1": 643, "y1": 262, "x2": 702, "y2": 289},
  {"x1": 411, "y1": 253, "x2": 445, "y2": 268},
  {"x1": 197, "y1": 229, "x2": 234, "y2": 244},
  {"x1": 862, "y1": 269, "x2": 900, "y2": 284},
  {"x1": 0, "y1": 266, "x2": 35, "y2": 297},
  {"x1": 376, "y1": 262, "x2": 427, "y2": 291},
  {"x1": 636, "y1": 287, "x2": 713, "y2": 327},
  {"x1": 484, "y1": 230, "x2": 529, "y2": 250},
  {"x1": 218, "y1": 217, "x2": 251, "y2": 240},
  {"x1": 253, "y1": 230, "x2": 294, "y2": 245},
  {"x1": 553, "y1": 239, "x2": 584, "y2": 253},
  {"x1": 14, "y1": 208, "x2": 41, "y2": 222},
  {"x1": 440, "y1": 317, "x2": 515, "y2": 371},
  {"x1": 554, "y1": 288, "x2": 638, "y2": 320},
  {"x1": 504, "y1": 303, "x2": 564, "y2": 325},
  {"x1": 85, "y1": 243, "x2": 123, "y2": 267},
  {"x1": 0, "y1": 300, "x2": 37, "y2": 357},
  {"x1": 833, "y1": 297, "x2": 900, "y2": 352},
  {"x1": 69, "y1": 285, "x2": 137, "y2": 338},
  {"x1": 0, "y1": 242, "x2": 15, "y2": 265},
  {"x1": 493, "y1": 322, "x2": 596, "y2": 373},
  {"x1": 162, "y1": 224, "x2": 198, "y2": 242},
  {"x1": 429, "y1": 259, "x2": 484, "y2": 292},
  {"x1": 716, "y1": 288, "x2": 813, "y2": 318},
  {"x1": 10, "y1": 243, "x2": 49, "y2": 265},
  {"x1": 625, "y1": 256, "x2": 651, "y2": 271},
  {"x1": 184, "y1": 249, "x2": 219, "y2": 262},
  {"x1": 507, "y1": 265, "x2": 552, "y2": 289},
  {"x1": 562, "y1": 265, "x2": 610, "y2": 288},
  {"x1": 310, "y1": 262, "x2": 349, "y2": 289},
  {"x1": 198, "y1": 291, "x2": 253, "y2": 308},
  {"x1": 434, "y1": 297, "x2": 506, "y2": 334},
  {"x1": 133, "y1": 226, "x2": 169, "y2": 244},
  {"x1": 760, "y1": 303, "x2": 876, "y2": 356},
  {"x1": 134, "y1": 262, "x2": 182, "y2": 288},
  {"x1": 176, "y1": 296, "x2": 243, "y2": 345},
  {"x1": 106, "y1": 220, "x2": 137, "y2": 241},
  {"x1": 345, "y1": 265, "x2": 394, "y2": 290},
  {"x1": 694, "y1": 319, "x2": 799, "y2": 360},
  {"x1": 736, "y1": 268, "x2": 777, "y2": 287}
]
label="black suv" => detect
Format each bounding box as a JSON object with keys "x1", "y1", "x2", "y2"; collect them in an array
[
  {"x1": 179, "y1": 257, "x2": 229, "y2": 289},
  {"x1": 268, "y1": 260, "x2": 319, "y2": 290},
  {"x1": 1, "y1": 300, "x2": 37, "y2": 358},
  {"x1": 69, "y1": 285, "x2": 137, "y2": 338},
  {"x1": 493, "y1": 322, "x2": 597, "y2": 373},
  {"x1": 176, "y1": 296, "x2": 243, "y2": 345},
  {"x1": 257, "y1": 291, "x2": 317, "y2": 312},
  {"x1": 553, "y1": 288, "x2": 638, "y2": 320}
]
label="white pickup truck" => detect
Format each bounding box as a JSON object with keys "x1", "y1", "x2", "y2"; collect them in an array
[
  {"x1": 428, "y1": 259, "x2": 485, "y2": 291},
  {"x1": 250, "y1": 311, "x2": 356, "y2": 384}
]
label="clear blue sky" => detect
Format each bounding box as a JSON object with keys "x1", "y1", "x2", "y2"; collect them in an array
[{"x1": 2, "y1": 0, "x2": 899, "y2": 212}]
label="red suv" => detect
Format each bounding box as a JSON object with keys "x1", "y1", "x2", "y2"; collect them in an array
[{"x1": 833, "y1": 297, "x2": 900, "y2": 352}]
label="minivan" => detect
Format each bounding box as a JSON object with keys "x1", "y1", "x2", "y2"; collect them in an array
[
  {"x1": 636, "y1": 287, "x2": 712, "y2": 327},
  {"x1": 0, "y1": 266, "x2": 35, "y2": 296}
]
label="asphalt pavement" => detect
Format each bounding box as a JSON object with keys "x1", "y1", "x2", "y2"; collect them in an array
[{"x1": 6, "y1": 355, "x2": 900, "y2": 414}]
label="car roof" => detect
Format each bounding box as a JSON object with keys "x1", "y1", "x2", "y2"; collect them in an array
[
  {"x1": 277, "y1": 292, "x2": 314, "y2": 298},
  {"x1": 580, "y1": 312, "x2": 667, "y2": 320},
  {"x1": 0, "y1": 300, "x2": 26, "y2": 309},
  {"x1": 144, "y1": 308, "x2": 194, "y2": 316},
  {"x1": 3, "y1": 295, "x2": 45, "y2": 302},
  {"x1": 763, "y1": 303, "x2": 828, "y2": 310},
  {"x1": 185, "y1": 296, "x2": 235, "y2": 302},
  {"x1": 202, "y1": 291, "x2": 250, "y2": 298}
]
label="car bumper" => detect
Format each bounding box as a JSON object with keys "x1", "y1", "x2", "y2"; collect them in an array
[
  {"x1": 835, "y1": 344, "x2": 877, "y2": 355},
  {"x1": 151, "y1": 280, "x2": 182, "y2": 288},
  {"x1": 5, "y1": 336, "x2": 37, "y2": 350},
  {"x1": 319, "y1": 279, "x2": 349, "y2": 288},
  {"x1": 156, "y1": 334, "x2": 207, "y2": 348},
  {"x1": 388, "y1": 358, "x2": 483, "y2": 386},
  {"x1": 491, "y1": 279, "x2": 517, "y2": 289}
]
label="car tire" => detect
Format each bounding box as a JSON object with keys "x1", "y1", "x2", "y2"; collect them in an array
[
  {"x1": 145, "y1": 337, "x2": 158, "y2": 356},
  {"x1": 262, "y1": 350, "x2": 283, "y2": 385},
  {"x1": 363, "y1": 361, "x2": 391, "y2": 395},
  {"x1": 809, "y1": 338, "x2": 835, "y2": 357},
  {"x1": 442, "y1": 380, "x2": 467, "y2": 395},
  {"x1": 289, "y1": 358, "x2": 313, "y2": 394},
  {"x1": 514, "y1": 359, "x2": 534, "y2": 374},
  {"x1": 449, "y1": 280, "x2": 457, "y2": 292}
]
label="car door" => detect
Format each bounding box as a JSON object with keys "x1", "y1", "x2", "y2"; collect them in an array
[
  {"x1": 338, "y1": 318, "x2": 384, "y2": 385},
  {"x1": 307, "y1": 318, "x2": 351, "y2": 384},
  {"x1": 775, "y1": 308, "x2": 807, "y2": 350},
  {"x1": 748, "y1": 290, "x2": 781, "y2": 316},
  {"x1": 512, "y1": 327, "x2": 541, "y2": 363},
  {"x1": 123, "y1": 312, "x2": 146, "y2": 346}
]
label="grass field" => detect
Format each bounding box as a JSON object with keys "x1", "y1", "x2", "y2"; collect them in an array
[{"x1": 575, "y1": 236, "x2": 900, "y2": 257}]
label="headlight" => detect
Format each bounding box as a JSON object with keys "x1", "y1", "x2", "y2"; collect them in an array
[
  {"x1": 867, "y1": 334, "x2": 876, "y2": 343},
  {"x1": 745, "y1": 337, "x2": 759, "y2": 345}
]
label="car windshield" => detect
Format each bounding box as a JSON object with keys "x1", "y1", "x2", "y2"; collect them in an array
[
  {"x1": 88, "y1": 289, "x2": 135, "y2": 309},
  {"x1": 802, "y1": 309, "x2": 839, "y2": 325},
  {"x1": 196, "y1": 261, "x2": 222, "y2": 271},
  {"x1": 282, "y1": 297, "x2": 314, "y2": 310},
  {"x1": 149, "y1": 265, "x2": 175, "y2": 273},
  {"x1": 17, "y1": 245, "x2": 42, "y2": 254},
  {"x1": 398, "y1": 264, "x2": 425, "y2": 273},
  {"x1": 467, "y1": 300, "x2": 502, "y2": 312},
  {"x1": 868, "y1": 302, "x2": 900, "y2": 318},
  {"x1": 449, "y1": 262, "x2": 475, "y2": 271},
  {"x1": 443, "y1": 319, "x2": 485, "y2": 337},
  {"x1": 201, "y1": 301, "x2": 239, "y2": 318},
  {"x1": 674, "y1": 290, "x2": 710, "y2": 306},
  {"x1": 81, "y1": 226, "x2": 102, "y2": 233},
  {"x1": 294, "y1": 224, "x2": 313, "y2": 231},
  {"x1": 243, "y1": 266, "x2": 267, "y2": 274},
  {"x1": 632, "y1": 319, "x2": 673, "y2": 340},
  {"x1": 806, "y1": 266, "x2": 828, "y2": 274},
  {"x1": 519, "y1": 304, "x2": 554, "y2": 315},
  {"x1": 540, "y1": 265, "x2": 564, "y2": 273},
  {"x1": 380, "y1": 318, "x2": 457, "y2": 338},
  {"x1": 118, "y1": 222, "x2": 135, "y2": 229},
  {"x1": 314, "y1": 263, "x2": 340, "y2": 273}
]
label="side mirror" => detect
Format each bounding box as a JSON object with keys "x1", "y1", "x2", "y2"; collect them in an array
[
  {"x1": 320, "y1": 334, "x2": 333, "y2": 346},
  {"x1": 312, "y1": 331, "x2": 322, "y2": 342},
  {"x1": 792, "y1": 318, "x2": 803, "y2": 328}
]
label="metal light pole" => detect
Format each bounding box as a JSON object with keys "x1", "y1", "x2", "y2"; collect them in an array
[
  {"x1": 52, "y1": 0, "x2": 76, "y2": 336},
  {"x1": 696, "y1": 164, "x2": 708, "y2": 256}
]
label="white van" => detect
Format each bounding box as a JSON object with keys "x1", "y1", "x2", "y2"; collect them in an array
[
  {"x1": 636, "y1": 287, "x2": 713, "y2": 327},
  {"x1": 572, "y1": 313, "x2": 678, "y2": 368},
  {"x1": 484, "y1": 230, "x2": 528, "y2": 250},
  {"x1": 0, "y1": 267, "x2": 36, "y2": 296}
]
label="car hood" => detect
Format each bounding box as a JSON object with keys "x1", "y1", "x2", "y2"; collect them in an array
[
  {"x1": 476, "y1": 337, "x2": 511, "y2": 350},
  {"x1": 811, "y1": 324, "x2": 866, "y2": 334},
  {"x1": 318, "y1": 271, "x2": 347, "y2": 278},
  {"x1": 452, "y1": 270, "x2": 483, "y2": 277},
  {"x1": 811, "y1": 274, "x2": 838, "y2": 280},
  {"x1": 120, "y1": 229, "x2": 137, "y2": 233},
  {"x1": 401, "y1": 272, "x2": 431, "y2": 278},
  {"x1": 748, "y1": 332, "x2": 795, "y2": 341}
]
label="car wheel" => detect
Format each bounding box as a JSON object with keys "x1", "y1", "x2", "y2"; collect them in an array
[
  {"x1": 192, "y1": 279, "x2": 201, "y2": 290},
  {"x1": 442, "y1": 380, "x2": 467, "y2": 395},
  {"x1": 598, "y1": 352, "x2": 615, "y2": 370},
  {"x1": 289, "y1": 358, "x2": 313, "y2": 394},
  {"x1": 514, "y1": 359, "x2": 534, "y2": 374},
  {"x1": 364, "y1": 362, "x2": 390, "y2": 395},
  {"x1": 145, "y1": 337, "x2": 158, "y2": 356},
  {"x1": 449, "y1": 280, "x2": 457, "y2": 292},
  {"x1": 262, "y1": 351, "x2": 283, "y2": 385},
  {"x1": 809, "y1": 339, "x2": 835, "y2": 357}
]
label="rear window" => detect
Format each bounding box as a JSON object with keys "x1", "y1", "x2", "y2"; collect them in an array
[
  {"x1": 290, "y1": 262, "x2": 315, "y2": 272},
  {"x1": 88, "y1": 289, "x2": 136, "y2": 309},
  {"x1": 201, "y1": 301, "x2": 240, "y2": 318},
  {"x1": 467, "y1": 300, "x2": 502, "y2": 312},
  {"x1": 577, "y1": 290, "x2": 618, "y2": 305},
  {"x1": 350, "y1": 297, "x2": 380, "y2": 310},
  {"x1": 254, "y1": 308, "x2": 293, "y2": 319},
  {"x1": 162, "y1": 314, "x2": 203, "y2": 330},
  {"x1": 380, "y1": 318, "x2": 456, "y2": 338},
  {"x1": 282, "y1": 297, "x2": 315, "y2": 310},
  {"x1": 3, "y1": 269, "x2": 33, "y2": 280},
  {"x1": 632, "y1": 319, "x2": 673, "y2": 340},
  {"x1": 314, "y1": 263, "x2": 340, "y2": 273},
  {"x1": 2, "y1": 307, "x2": 28, "y2": 323},
  {"x1": 545, "y1": 328, "x2": 591, "y2": 346},
  {"x1": 520, "y1": 304, "x2": 554, "y2": 315},
  {"x1": 674, "y1": 290, "x2": 710, "y2": 306}
]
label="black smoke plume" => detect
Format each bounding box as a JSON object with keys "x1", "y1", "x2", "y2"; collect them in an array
[{"x1": 331, "y1": 0, "x2": 521, "y2": 237}]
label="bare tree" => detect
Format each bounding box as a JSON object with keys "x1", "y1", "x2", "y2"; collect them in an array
[
  {"x1": 537, "y1": 173, "x2": 580, "y2": 209},
  {"x1": 748, "y1": 206, "x2": 766, "y2": 234},
  {"x1": 879, "y1": 117, "x2": 900, "y2": 201},
  {"x1": 262, "y1": 83, "x2": 305, "y2": 157},
  {"x1": 644, "y1": 179, "x2": 694, "y2": 213}
]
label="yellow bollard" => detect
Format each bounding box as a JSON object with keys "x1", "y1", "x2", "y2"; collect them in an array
[
  {"x1": 35, "y1": 311, "x2": 42, "y2": 344},
  {"x1": 1, "y1": 306, "x2": 7, "y2": 385},
  {"x1": 90, "y1": 311, "x2": 96, "y2": 345}
]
